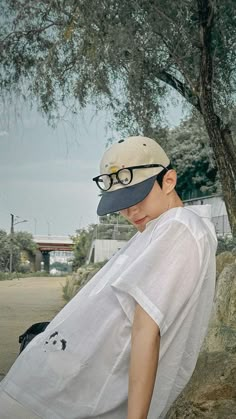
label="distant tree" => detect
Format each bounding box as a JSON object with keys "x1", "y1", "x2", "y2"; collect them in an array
[
  {"x1": 164, "y1": 115, "x2": 221, "y2": 200},
  {"x1": 1, "y1": 1, "x2": 236, "y2": 233},
  {"x1": 99, "y1": 213, "x2": 131, "y2": 225},
  {"x1": 14, "y1": 231, "x2": 38, "y2": 255},
  {"x1": 0, "y1": 229, "x2": 37, "y2": 272},
  {"x1": 72, "y1": 225, "x2": 95, "y2": 270},
  {"x1": 0, "y1": 230, "x2": 11, "y2": 271}
]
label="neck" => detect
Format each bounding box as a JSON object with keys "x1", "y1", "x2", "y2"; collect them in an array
[{"x1": 168, "y1": 191, "x2": 184, "y2": 210}]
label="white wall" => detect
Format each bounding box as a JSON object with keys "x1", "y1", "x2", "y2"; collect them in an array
[{"x1": 87, "y1": 239, "x2": 127, "y2": 264}]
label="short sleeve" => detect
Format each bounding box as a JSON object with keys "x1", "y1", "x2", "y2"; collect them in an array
[{"x1": 110, "y1": 220, "x2": 202, "y2": 335}]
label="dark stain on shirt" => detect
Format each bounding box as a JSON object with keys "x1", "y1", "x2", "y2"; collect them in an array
[
  {"x1": 44, "y1": 332, "x2": 67, "y2": 351},
  {"x1": 49, "y1": 331, "x2": 58, "y2": 339},
  {"x1": 61, "y1": 339, "x2": 67, "y2": 351}
]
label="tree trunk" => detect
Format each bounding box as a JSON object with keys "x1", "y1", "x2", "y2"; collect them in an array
[
  {"x1": 202, "y1": 109, "x2": 236, "y2": 236},
  {"x1": 198, "y1": 0, "x2": 236, "y2": 236}
]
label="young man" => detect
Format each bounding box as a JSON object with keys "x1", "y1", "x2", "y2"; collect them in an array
[{"x1": 0, "y1": 136, "x2": 217, "y2": 419}]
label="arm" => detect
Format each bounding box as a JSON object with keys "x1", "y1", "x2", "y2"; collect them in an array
[{"x1": 127, "y1": 304, "x2": 160, "y2": 419}]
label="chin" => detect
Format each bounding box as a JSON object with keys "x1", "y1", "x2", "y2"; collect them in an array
[{"x1": 137, "y1": 224, "x2": 146, "y2": 233}]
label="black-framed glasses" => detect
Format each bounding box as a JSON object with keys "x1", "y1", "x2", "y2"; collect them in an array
[{"x1": 92, "y1": 164, "x2": 170, "y2": 191}]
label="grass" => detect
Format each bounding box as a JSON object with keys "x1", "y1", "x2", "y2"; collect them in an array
[
  {"x1": 0, "y1": 271, "x2": 53, "y2": 281},
  {"x1": 62, "y1": 275, "x2": 80, "y2": 302},
  {"x1": 62, "y1": 261, "x2": 107, "y2": 302}
]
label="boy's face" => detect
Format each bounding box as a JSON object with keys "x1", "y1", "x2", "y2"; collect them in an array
[{"x1": 120, "y1": 170, "x2": 177, "y2": 232}]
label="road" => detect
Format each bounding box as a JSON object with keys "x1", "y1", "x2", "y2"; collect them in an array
[{"x1": 0, "y1": 276, "x2": 67, "y2": 381}]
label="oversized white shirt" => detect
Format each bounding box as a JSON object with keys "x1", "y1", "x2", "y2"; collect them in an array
[{"x1": 0, "y1": 205, "x2": 217, "y2": 419}]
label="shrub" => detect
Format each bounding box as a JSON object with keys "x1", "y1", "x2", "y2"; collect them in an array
[
  {"x1": 62, "y1": 261, "x2": 107, "y2": 302},
  {"x1": 62, "y1": 275, "x2": 79, "y2": 302}
]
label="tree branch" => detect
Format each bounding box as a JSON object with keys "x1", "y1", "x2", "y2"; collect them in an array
[
  {"x1": 151, "y1": 2, "x2": 176, "y2": 26},
  {"x1": 0, "y1": 23, "x2": 56, "y2": 45},
  {"x1": 157, "y1": 70, "x2": 201, "y2": 113},
  {"x1": 153, "y1": 29, "x2": 197, "y2": 96},
  {"x1": 207, "y1": 0, "x2": 216, "y2": 27}
]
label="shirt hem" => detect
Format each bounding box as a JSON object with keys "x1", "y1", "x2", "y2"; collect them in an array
[{"x1": 3, "y1": 381, "x2": 93, "y2": 419}]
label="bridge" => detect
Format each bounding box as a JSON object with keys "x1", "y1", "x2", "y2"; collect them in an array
[
  {"x1": 32, "y1": 236, "x2": 73, "y2": 272},
  {"x1": 34, "y1": 235, "x2": 73, "y2": 252}
]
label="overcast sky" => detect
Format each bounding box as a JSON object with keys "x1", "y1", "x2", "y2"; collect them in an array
[{"x1": 0, "y1": 98, "x2": 186, "y2": 237}]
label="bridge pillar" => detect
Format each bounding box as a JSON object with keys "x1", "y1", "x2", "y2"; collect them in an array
[
  {"x1": 34, "y1": 250, "x2": 43, "y2": 272},
  {"x1": 42, "y1": 251, "x2": 50, "y2": 273}
]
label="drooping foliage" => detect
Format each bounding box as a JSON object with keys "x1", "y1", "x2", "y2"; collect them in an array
[
  {"x1": 1, "y1": 0, "x2": 236, "y2": 232},
  {"x1": 1, "y1": 0, "x2": 235, "y2": 124}
]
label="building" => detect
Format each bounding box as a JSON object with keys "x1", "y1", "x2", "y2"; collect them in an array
[{"x1": 86, "y1": 223, "x2": 136, "y2": 264}]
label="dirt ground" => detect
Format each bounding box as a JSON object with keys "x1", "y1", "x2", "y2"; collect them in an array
[{"x1": 0, "y1": 276, "x2": 67, "y2": 381}]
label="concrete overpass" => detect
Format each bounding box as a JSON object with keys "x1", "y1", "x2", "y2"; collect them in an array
[{"x1": 33, "y1": 236, "x2": 73, "y2": 272}]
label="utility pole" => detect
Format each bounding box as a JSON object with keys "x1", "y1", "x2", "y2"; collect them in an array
[
  {"x1": 9, "y1": 213, "x2": 14, "y2": 273},
  {"x1": 47, "y1": 221, "x2": 51, "y2": 236}
]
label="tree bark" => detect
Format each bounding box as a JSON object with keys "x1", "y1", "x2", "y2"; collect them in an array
[
  {"x1": 202, "y1": 111, "x2": 236, "y2": 236},
  {"x1": 197, "y1": 0, "x2": 236, "y2": 236}
]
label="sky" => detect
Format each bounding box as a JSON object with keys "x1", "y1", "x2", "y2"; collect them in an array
[{"x1": 0, "y1": 98, "x2": 186, "y2": 237}]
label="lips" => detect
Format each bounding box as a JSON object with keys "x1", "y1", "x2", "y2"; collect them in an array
[{"x1": 133, "y1": 217, "x2": 147, "y2": 225}]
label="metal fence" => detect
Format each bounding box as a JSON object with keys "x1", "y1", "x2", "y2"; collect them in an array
[
  {"x1": 91, "y1": 223, "x2": 137, "y2": 242},
  {"x1": 212, "y1": 215, "x2": 232, "y2": 237}
]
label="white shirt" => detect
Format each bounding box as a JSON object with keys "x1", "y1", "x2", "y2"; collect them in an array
[{"x1": 1, "y1": 205, "x2": 217, "y2": 419}]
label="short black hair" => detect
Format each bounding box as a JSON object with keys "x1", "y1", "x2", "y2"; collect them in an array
[{"x1": 156, "y1": 163, "x2": 172, "y2": 189}]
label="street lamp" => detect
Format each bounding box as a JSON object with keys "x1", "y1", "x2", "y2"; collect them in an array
[
  {"x1": 34, "y1": 218, "x2": 37, "y2": 235},
  {"x1": 9, "y1": 213, "x2": 28, "y2": 273},
  {"x1": 47, "y1": 221, "x2": 51, "y2": 236}
]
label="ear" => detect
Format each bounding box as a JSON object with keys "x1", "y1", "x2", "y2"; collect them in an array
[{"x1": 163, "y1": 170, "x2": 177, "y2": 194}]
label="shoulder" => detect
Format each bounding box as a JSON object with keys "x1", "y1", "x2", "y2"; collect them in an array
[
  {"x1": 149, "y1": 206, "x2": 212, "y2": 242},
  {"x1": 146, "y1": 208, "x2": 193, "y2": 239},
  {"x1": 144, "y1": 207, "x2": 213, "y2": 263}
]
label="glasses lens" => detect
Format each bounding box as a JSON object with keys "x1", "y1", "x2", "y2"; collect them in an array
[
  {"x1": 97, "y1": 174, "x2": 112, "y2": 191},
  {"x1": 117, "y1": 168, "x2": 132, "y2": 185}
]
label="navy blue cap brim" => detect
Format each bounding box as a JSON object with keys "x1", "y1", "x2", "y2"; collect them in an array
[{"x1": 97, "y1": 175, "x2": 157, "y2": 216}]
